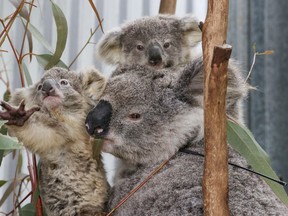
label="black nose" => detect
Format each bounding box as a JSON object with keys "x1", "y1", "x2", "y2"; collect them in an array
[
  {"x1": 148, "y1": 44, "x2": 163, "y2": 66},
  {"x1": 42, "y1": 79, "x2": 57, "y2": 96},
  {"x1": 85, "y1": 100, "x2": 112, "y2": 138}
]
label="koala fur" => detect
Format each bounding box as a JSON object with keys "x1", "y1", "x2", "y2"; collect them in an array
[
  {"x1": 0, "y1": 67, "x2": 109, "y2": 216},
  {"x1": 96, "y1": 14, "x2": 249, "y2": 121},
  {"x1": 85, "y1": 64, "x2": 288, "y2": 215},
  {"x1": 96, "y1": 14, "x2": 202, "y2": 68}
]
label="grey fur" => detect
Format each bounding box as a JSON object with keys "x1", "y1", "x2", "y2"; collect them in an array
[
  {"x1": 96, "y1": 14, "x2": 249, "y2": 121},
  {"x1": 85, "y1": 64, "x2": 288, "y2": 215},
  {"x1": 96, "y1": 14, "x2": 202, "y2": 68},
  {"x1": 5, "y1": 67, "x2": 108, "y2": 216}
]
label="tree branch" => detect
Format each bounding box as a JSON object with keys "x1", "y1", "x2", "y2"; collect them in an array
[
  {"x1": 159, "y1": 0, "x2": 177, "y2": 14},
  {"x1": 202, "y1": 0, "x2": 231, "y2": 215}
]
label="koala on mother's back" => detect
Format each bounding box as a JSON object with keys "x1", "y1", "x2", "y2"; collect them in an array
[
  {"x1": 96, "y1": 14, "x2": 202, "y2": 68},
  {"x1": 85, "y1": 64, "x2": 288, "y2": 216}
]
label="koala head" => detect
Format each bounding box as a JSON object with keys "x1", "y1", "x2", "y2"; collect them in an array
[
  {"x1": 11, "y1": 67, "x2": 106, "y2": 114},
  {"x1": 85, "y1": 64, "x2": 204, "y2": 165},
  {"x1": 96, "y1": 15, "x2": 202, "y2": 69}
]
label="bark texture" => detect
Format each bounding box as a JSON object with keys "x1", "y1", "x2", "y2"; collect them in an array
[{"x1": 202, "y1": 1, "x2": 231, "y2": 215}]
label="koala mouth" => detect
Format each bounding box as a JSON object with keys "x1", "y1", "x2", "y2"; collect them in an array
[{"x1": 43, "y1": 95, "x2": 62, "y2": 109}]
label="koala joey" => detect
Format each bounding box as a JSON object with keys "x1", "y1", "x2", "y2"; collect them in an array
[
  {"x1": 85, "y1": 64, "x2": 287, "y2": 215},
  {"x1": 97, "y1": 14, "x2": 249, "y2": 121},
  {"x1": 0, "y1": 67, "x2": 108, "y2": 216},
  {"x1": 96, "y1": 14, "x2": 202, "y2": 68}
]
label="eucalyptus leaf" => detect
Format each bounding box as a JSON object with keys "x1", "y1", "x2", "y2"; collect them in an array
[
  {"x1": 227, "y1": 119, "x2": 288, "y2": 205},
  {"x1": 0, "y1": 150, "x2": 3, "y2": 166},
  {"x1": 45, "y1": 1, "x2": 68, "y2": 70},
  {"x1": 9, "y1": 0, "x2": 29, "y2": 19},
  {"x1": 0, "y1": 120, "x2": 7, "y2": 128},
  {"x1": 20, "y1": 19, "x2": 33, "y2": 62},
  {"x1": 22, "y1": 62, "x2": 33, "y2": 86},
  {"x1": 24, "y1": 20, "x2": 54, "y2": 53},
  {"x1": 36, "y1": 54, "x2": 68, "y2": 69},
  {"x1": 0, "y1": 180, "x2": 6, "y2": 188},
  {"x1": 0, "y1": 134, "x2": 22, "y2": 150},
  {"x1": 19, "y1": 203, "x2": 36, "y2": 216},
  {"x1": 0, "y1": 181, "x2": 20, "y2": 207}
]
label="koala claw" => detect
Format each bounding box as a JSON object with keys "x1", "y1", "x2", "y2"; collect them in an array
[{"x1": 0, "y1": 100, "x2": 40, "y2": 126}]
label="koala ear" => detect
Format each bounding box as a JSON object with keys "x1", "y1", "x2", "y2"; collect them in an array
[
  {"x1": 180, "y1": 15, "x2": 202, "y2": 47},
  {"x1": 174, "y1": 61, "x2": 204, "y2": 105},
  {"x1": 96, "y1": 29, "x2": 122, "y2": 65},
  {"x1": 80, "y1": 66, "x2": 107, "y2": 101}
]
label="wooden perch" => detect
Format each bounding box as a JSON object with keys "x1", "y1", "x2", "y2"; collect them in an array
[
  {"x1": 202, "y1": 0, "x2": 231, "y2": 215},
  {"x1": 159, "y1": 0, "x2": 176, "y2": 14}
]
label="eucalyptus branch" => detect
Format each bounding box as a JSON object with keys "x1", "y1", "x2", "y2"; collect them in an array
[
  {"x1": 0, "y1": 0, "x2": 25, "y2": 46},
  {"x1": 245, "y1": 45, "x2": 274, "y2": 83},
  {"x1": 68, "y1": 22, "x2": 102, "y2": 69},
  {"x1": 19, "y1": 0, "x2": 35, "y2": 59}
]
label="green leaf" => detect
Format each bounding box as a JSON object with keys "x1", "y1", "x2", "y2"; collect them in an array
[
  {"x1": 32, "y1": 184, "x2": 40, "y2": 206},
  {"x1": 19, "y1": 203, "x2": 36, "y2": 216},
  {"x1": 0, "y1": 150, "x2": 3, "y2": 166},
  {"x1": 22, "y1": 62, "x2": 33, "y2": 86},
  {"x1": 0, "y1": 180, "x2": 6, "y2": 188},
  {"x1": 36, "y1": 54, "x2": 68, "y2": 69},
  {"x1": 0, "y1": 180, "x2": 20, "y2": 207},
  {"x1": 24, "y1": 20, "x2": 54, "y2": 53},
  {"x1": 0, "y1": 121, "x2": 7, "y2": 128},
  {"x1": 9, "y1": 0, "x2": 29, "y2": 19},
  {"x1": 0, "y1": 134, "x2": 22, "y2": 150},
  {"x1": 227, "y1": 119, "x2": 288, "y2": 205},
  {"x1": 45, "y1": 1, "x2": 68, "y2": 70}
]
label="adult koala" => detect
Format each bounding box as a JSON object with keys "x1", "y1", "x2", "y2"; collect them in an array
[{"x1": 85, "y1": 63, "x2": 287, "y2": 215}]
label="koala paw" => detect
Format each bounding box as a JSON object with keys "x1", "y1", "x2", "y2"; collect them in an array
[{"x1": 0, "y1": 100, "x2": 40, "y2": 126}]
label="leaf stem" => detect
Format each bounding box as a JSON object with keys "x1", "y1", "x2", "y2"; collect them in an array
[{"x1": 68, "y1": 23, "x2": 102, "y2": 69}]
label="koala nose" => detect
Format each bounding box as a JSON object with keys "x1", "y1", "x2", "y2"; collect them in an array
[
  {"x1": 42, "y1": 79, "x2": 57, "y2": 97},
  {"x1": 85, "y1": 100, "x2": 112, "y2": 138},
  {"x1": 148, "y1": 45, "x2": 163, "y2": 66}
]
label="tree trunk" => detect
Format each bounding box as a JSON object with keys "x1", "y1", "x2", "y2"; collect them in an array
[
  {"x1": 202, "y1": 0, "x2": 231, "y2": 215},
  {"x1": 159, "y1": 0, "x2": 176, "y2": 14}
]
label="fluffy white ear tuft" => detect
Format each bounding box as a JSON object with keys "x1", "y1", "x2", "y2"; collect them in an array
[
  {"x1": 180, "y1": 15, "x2": 202, "y2": 47},
  {"x1": 80, "y1": 66, "x2": 107, "y2": 101},
  {"x1": 96, "y1": 29, "x2": 122, "y2": 65}
]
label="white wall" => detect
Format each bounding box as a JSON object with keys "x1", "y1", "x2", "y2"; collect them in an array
[{"x1": 0, "y1": 0, "x2": 207, "y2": 212}]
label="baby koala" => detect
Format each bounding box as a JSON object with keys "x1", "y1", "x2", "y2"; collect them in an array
[
  {"x1": 0, "y1": 67, "x2": 108, "y2": 216},
  {"x1": 96, "y1": 14, "x2": 249, "y2": 122},
  {"x1": 96, "y1": 14, "x2": 201, "y2": 68}
]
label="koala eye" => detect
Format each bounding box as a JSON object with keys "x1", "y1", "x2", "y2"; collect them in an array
[
  {"x1": 163, "y1": 42, "x2": 170, "y2": 49},
  {"x1": 128, "y1": 113, "x2": 142, "y2": 121},
  {"x1": 37, "y1": 84, "x2": 43, "y2": 91},
  {"x1": 59, "y1": 79, "x2": 69, "y2": 86},
  {"x1": 136, "y1": 44, "x2": 144, "y2": 51}
]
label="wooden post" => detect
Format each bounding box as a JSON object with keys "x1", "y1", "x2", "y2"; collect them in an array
[
  {"x1": 159, "y1": 0, "x2": 177, "y2": 14},
  {"x1": 202, "y1": 0, "x2": 231, "y2": 215}
]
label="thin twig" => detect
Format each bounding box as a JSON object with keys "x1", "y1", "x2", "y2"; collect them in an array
[
  {"x1": 68, "y1": 23, "x2": 102, "y2": 69},
  {"x1": 245, "y1": 49, "x2": 274, "y2": 83},
  {"x1": 0, "y1": 20, "x2": 25, "y2": 87},
  {"x1": 107, "y1": 155, "x2": 174, "y2": 216},
  {"x1": 0, "y1": 0, "x2": 25, "y2": 46},
  {"x1": 6, "y1": 191, "x2": 33, "y2": 216},
  {"x1": 19, "y1": 0, "x2": 35, "y2": 60}
]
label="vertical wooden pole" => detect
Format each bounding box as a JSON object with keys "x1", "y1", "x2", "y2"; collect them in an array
[
  {"x1": 202, "y1": 0, "x2": 231, "y2": 215},
  {"x1": 159, "y1": 0, "x2": 177, "y2": 14}
]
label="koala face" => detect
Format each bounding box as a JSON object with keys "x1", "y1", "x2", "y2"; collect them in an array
[
  {"x1": 96, "y1": 15, "x2": 202, "y2": 69},
  {"x1": 85, "y1": 65, "x2": 204, "y2": 165}
]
